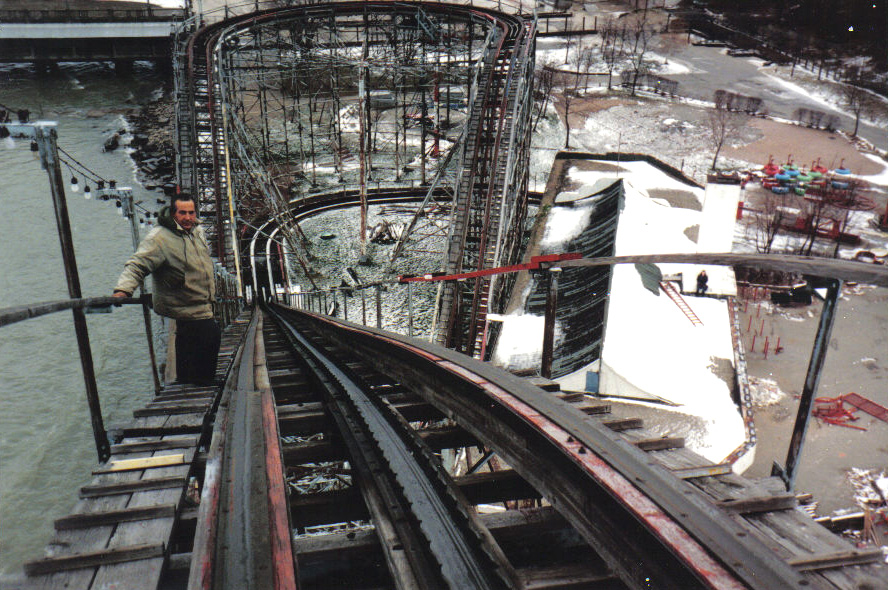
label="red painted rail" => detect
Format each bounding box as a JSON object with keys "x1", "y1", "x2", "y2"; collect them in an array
[{"x1": 398, "y1": 252, "x2": 582, "y2": 283}]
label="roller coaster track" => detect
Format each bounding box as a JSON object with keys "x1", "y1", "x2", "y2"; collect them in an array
[
  {"x1": 175, "y1": 1, "x2": 536, "y2": 356},
  {"x1": 173, "y1": 300, "x2": 881, "y2": 590}
]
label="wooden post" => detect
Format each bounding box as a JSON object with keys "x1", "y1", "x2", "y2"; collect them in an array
[
  {"x1": 361, "y1": 288, "x2": 367, "y2": 325},
  {"x1": 37, "y1": 124, "x2": 110, "y2": 462}
]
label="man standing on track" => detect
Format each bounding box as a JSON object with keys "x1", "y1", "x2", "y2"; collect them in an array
[{"x1": 113, "y1": 193, "x2": 221, "y2": 385}]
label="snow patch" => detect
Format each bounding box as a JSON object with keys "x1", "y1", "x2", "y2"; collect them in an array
[{"x1": 748, "y1": 376, "x2": 787, "y2": 406}]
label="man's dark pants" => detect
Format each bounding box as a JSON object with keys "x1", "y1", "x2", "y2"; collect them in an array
[{"x1": 176, "y1": 318, "x2": 221, "y2": 385}]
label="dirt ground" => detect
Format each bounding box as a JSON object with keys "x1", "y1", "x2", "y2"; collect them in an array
[
  {"x1": 739, "y1": 286, "x2": 888, "y2": 515},
  {"x1": 726, "y1": 118, "x2": 886, "y2": 176}
]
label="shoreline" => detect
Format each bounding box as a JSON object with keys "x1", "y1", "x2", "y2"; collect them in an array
[{"x1": 125, "y1": 86, "x2": 177, "y2": 195}]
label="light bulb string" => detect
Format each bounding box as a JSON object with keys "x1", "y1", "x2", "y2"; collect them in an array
[
  {"x1": 2, "y1": 114, "x2": 158, "y2": 224},
  {"x1": 57, "y1": 146, "x2": 107, "y2": 185}
]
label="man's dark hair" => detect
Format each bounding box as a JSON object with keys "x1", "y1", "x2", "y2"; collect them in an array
[{"x1": 171, "y1": 193, "x2": 195, "y2": 214}]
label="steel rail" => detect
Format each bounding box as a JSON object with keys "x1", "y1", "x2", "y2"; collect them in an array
[
  {"x1": 275, "y1": 304, "x2": 822, "y2": 590},
  {"x1": 187, "y1": 310, "x2": 297, "y2": 590},
  {"x1": 267, "y1": 305, "x2": 511, "y2": 590}
]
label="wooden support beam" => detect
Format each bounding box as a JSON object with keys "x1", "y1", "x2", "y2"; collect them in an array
[
  {"x1": 54, "y1": 504, "x2": 176, "y2": 530},
  {"x1": 110, "y1": 437, "x2": 199, "y2": 454},
  {"x1": 633, "y1": 437, "x2": 685, "y2": 452},
  {"x1": 94, "y1": 454, "x2": 185, "y2": 474},
  {"x1": 23, "y1": 543, "x2": 165, "y2": 576},
  {"x1": 290, "y1": 470, "x2": 538, "y2": 528},
  {"x1": 151, "y1": 392, "x2": 214, "y2": 403},
  {"x1": 579, "y1": 404, "x2": 611, "y2": 415},
  {"x1": 79, "y1": 476, "x2": 187, "y2": 498},
  {"x1": 788, "y1": 548, "x2": 884, "y2": 572},
  {"x1": 279, "y1": 400, "x2": 443, "y2": 437},
  {"x1": 519, "y1": 563, "x2": 618, "y2": 589},
  {"x1": 717, "y1": 494, "x2": 797, "y2": 514},
  {"x1": 601, "y1": 417, "x2": 643, "y2": 431},
  {"x1": 120, "y1": 424, "x2": 203, "y2": 437},
  {"x1": 134, "y1": 406, "x2": 207, "y2": 418},
  {"x1": 670, "y1": 463, "x2": 733, "y2": 479},
  {"x1": 283, "y1": 425, "x2": 479, "y2": 465}
]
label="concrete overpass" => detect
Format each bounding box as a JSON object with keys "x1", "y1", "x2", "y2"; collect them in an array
[{"x1": 0, "y1": 3, "x2": 185, "y2": 65}]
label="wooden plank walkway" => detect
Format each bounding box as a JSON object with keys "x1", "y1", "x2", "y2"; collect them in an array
[{"x1": 19, "y1": 312, "x2": 252, "y2": 590}]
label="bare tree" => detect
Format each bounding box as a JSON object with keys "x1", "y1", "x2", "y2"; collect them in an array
[
  {"x1": 797, "y1": 192, "x2": 831, "y2": 256},
  {"x1": 841, "y1": 71, "x2": 877, "y2": 137},
  {"x1": 624, "y1": 12, "x2": 656, "y2": 96},
  {"x1": 753, "y1": 192, "x2": 791, "y2": 254},
  {"x1": 532, "y1": 61, "x2": 557, "y2": 134},
  {"x1": 574, "y1": 46, "x2": 597, "y2": 92},
  {"x1": 561, "y1": 89, "x2": 575, "y2": 149},
  {"x1": 707, "y1": 98, "x2": 747, "y2": 170},
  {"x1": 599, "y1": 18, "x2": 622, "y2": 90}
]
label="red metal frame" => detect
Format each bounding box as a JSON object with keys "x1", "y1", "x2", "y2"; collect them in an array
[{"x1": 398, "y1": 252, "x2": 581, "y2": 283}]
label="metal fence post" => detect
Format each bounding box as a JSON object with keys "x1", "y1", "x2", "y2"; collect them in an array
[
  {"x1": 375, "y1": 285, "x2": 382, "y2": 329},
  {"x1": 407, "y1": 281, "x2": 413, "y2": 338},
  {"x1": 120, "y1": 188, "x2": 163, "y2": 391}
]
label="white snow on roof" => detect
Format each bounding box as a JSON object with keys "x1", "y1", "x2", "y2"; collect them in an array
[
  {"x1": 494, "y1": 158, "x2": 746, "y2": 463},
  {"x1": 541, "y1": 190, "x2": 601, "y2": 247},
  {"x1": 566, "y1": 162, "x2": 744, "y2": 462}
]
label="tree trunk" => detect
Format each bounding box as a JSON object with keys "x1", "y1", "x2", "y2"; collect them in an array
[{"x1": 564, "y1": 100, "x2": 571, "y2": 149}]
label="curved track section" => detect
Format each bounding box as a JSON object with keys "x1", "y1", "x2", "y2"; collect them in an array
[
  {"x1": 187, "y1": 302, "x2": 874, "y2": 590},
  {"x1": 175, "y1": 2, "x2": 535, "y2": 351}
]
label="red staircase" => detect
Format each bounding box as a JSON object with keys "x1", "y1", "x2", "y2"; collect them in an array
[
  {"x1": 659, "y1": 281, "x2": 703, "y2": 327},
  {"x1": 841, "y1": 393, "x2": 888, "y2": 423}
]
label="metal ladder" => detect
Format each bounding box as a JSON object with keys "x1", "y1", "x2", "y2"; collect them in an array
[{"x1": 659, "y1": 281, "x2": 703, "y2": 326}]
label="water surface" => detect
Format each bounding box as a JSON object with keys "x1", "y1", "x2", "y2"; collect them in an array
[{"x1": 0, "y1": 62, "x2": 167, "y2": 575}]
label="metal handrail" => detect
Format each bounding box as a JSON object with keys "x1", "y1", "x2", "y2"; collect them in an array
[{"x1": 0, "y1": 295, "x2": 150, "y2": 328}]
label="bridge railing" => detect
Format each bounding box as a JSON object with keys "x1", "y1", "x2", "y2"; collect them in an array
[{"x1": 0, "y1": 8, "x2": 186, "y2": 23}]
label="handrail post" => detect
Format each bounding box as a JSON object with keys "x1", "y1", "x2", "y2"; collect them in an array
[
  {"x1": 120, "y1": 189, "x2": 162, "y2": 393},
  {"x1": 37, "y1": 123, "x2": 110, "y2": 462},
  {"x1": 407, "y1": 282, "x2": 413, "y2": 337},
  {"x1": 375, "y1": 285, "x2": 383, "y2": 329}
]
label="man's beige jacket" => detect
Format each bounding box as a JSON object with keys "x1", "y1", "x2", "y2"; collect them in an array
[{"x1": 115, "y1": 207, "x2": 216, "y2": 320}]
